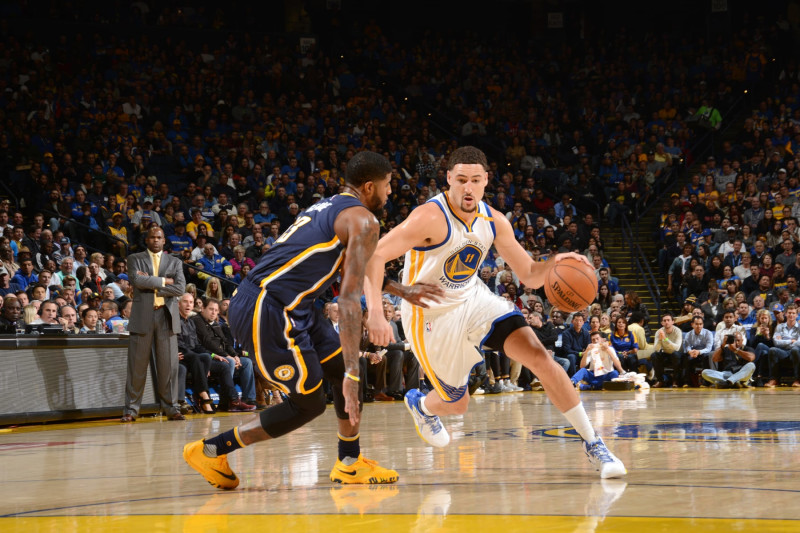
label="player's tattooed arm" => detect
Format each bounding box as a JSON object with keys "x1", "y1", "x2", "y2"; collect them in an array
[
  {"x1": 336, "y1": 207, "x2": 380, "y2": 424},
  {"x1": 383, "y1": 278, "x2": 444, "y2": 308}
]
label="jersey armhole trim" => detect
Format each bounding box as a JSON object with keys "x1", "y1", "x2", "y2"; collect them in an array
[
  {"x1": 413, "y1": 199, "x2": 451, "y2": 251},
  {"x1": 483, "y1": 202, "x2": 497, "y2": 238}
]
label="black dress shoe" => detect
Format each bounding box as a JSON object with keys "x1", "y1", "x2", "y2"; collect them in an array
[
  {"x1": 120, "y1": 414, "x2": 135, "y2": 423},
  {"x1": 167, "y1": 412, "x2": 186, "y2": 420}
]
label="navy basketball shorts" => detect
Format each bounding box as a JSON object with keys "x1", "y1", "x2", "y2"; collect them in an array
[{"x1": 229, "y1": 281, "x2": 341, "y2": 396}]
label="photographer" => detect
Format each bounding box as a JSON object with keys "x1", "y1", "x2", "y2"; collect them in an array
[{"x1": 702, "y1": 331, "x2": 755, "y2": 388}]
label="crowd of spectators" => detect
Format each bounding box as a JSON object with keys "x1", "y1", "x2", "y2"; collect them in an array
[
  {"x1": 650, "y1": 51, "x2": 800, "y2": 388},
  {"x1": 0, "y1": 4, "x2": 791, "y2": 398}
]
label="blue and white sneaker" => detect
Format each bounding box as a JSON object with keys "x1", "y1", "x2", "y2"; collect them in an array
[
  {"x1": 404, "y1": 389, "x2": 450, "y2": 448},
  {"x1": 583, "y1": 437, "x2": 627, "y2": 478}
]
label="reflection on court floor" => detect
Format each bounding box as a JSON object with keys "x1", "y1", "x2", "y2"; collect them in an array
[{"x1": 1, "y1": 389, "x2": 800, "y2": 532}]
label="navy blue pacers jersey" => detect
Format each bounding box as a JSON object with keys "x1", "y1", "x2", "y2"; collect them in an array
[
  {"x1": 247, "y1": 193, "x2": 363, "y2": 309},
  {"x1": 229, "y1": 193, "x2": 364, "y2": 396}
]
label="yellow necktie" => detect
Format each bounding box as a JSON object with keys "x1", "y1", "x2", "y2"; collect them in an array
[{"x1": 152, "y1": 252, "x2": 165, "y2": 307}]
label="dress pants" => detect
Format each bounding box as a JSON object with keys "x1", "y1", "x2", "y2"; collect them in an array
[
  {"x1": 386, "y1": 349, "x2": 420, "y2": 393},
  {"x1": 181, "y1": 349, "x2": 212, "y2": 395},
  {"x1": 124, "y1": 307, "x2": 179, "y2": 417},
  {"x1": 651, "y1": 350, "x2": 682, "y2": 385}
]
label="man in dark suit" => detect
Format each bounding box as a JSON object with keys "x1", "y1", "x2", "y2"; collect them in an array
[
  {"x1": 191, "y1": 298, "x2": 257, "y2": 410},
  {"x1": 381, "y1": 301, "x2": 419, "y2": 399},
  {"x1": 121, "y1": 226, "x2": 186, "y2": 422}
]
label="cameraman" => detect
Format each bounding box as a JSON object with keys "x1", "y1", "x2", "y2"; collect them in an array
[{"x1": 703, "y1": 330, "x2": 755, "y2": 388}]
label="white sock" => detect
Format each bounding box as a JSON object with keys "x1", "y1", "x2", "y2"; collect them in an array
[
  {"x1": 419, "y1": 396, "x2": 434, "y2": 417},
  {"x1": 563, "y1": 403, "x2": 597, "y2": 443}
]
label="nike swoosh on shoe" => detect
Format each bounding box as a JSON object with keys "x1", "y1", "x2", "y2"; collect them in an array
[{"x1": 212, "y1": 468, "x2": 237, "y2": 481}]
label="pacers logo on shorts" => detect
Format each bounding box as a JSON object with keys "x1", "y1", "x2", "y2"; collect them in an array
[
  {"x1": 443, "y1": 244, "x2": 482, "y2": 283},
  {"x1": 274, "y1": 365, "x2": 295, "y2": 381}
]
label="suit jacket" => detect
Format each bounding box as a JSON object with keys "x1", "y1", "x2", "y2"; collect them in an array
[{"x1": 128, "y1": 251, "x2": 185, "y2": 334}]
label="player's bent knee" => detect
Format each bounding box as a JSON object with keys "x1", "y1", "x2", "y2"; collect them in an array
[
  {"x1": 258, "y1": 387, "x2": 327, "y2": 435},
  {"x1": 529, "y1": 349, "x2": 560, "y2": 374},
  {"x1": 291, "y1": 387, "x2": 327, "y2": 419}
]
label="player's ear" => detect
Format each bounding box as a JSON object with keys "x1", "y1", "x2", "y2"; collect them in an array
[{"x1": 362, "y1": 180, "x2": 374, "y2": 196}]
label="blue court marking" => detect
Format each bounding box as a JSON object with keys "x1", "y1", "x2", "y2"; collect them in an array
[{"x1": 535, "y1": 420, "x2": 800, "y2": 442}]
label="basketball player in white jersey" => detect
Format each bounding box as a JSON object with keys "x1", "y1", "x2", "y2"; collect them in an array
[{"x1": 364, "y1": 146, "x2": 625, "y2": 478}]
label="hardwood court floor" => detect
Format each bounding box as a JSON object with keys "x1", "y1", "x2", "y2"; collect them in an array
[{"x1": 2, "y1": 388, "x2": 800, "y2": 532}]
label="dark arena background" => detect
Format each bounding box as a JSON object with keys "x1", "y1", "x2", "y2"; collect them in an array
[{"x1": 1, "y1": 1, "x2": 800, "y2": 531}]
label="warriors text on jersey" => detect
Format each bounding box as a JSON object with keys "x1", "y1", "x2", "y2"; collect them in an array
[
  {"x1": 247, "y1": 193, "x2": 363, "y2": 309},
  {"x1": 402, "y1": 192, "x2": 496, "y2": 310}
]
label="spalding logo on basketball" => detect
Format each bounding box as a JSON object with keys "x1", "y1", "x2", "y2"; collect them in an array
[
  {"x1": 442, "y1": 244, "x2": 482, "y2": 283},
  {"x1": 544, "y1": 256, "x2": 597, "y2": 313}
]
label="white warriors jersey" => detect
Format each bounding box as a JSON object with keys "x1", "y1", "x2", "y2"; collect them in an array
[{"x1": 402, "y1": 192, "x2": 496, "y2": 311}]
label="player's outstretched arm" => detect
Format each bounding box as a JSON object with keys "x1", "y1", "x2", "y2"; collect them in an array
[
  {"x1": 364, "y1": 202, "x2": 446, "y2": 346},
  {"x1": 383, "y1": 279, "x2": 444, "y2": 308},
  {"x1": 489, "y1": 206, "x2": 592, "y2": 288},
  {"x1": 335, "y1": 207, "x2": 380, "y2": 425}
]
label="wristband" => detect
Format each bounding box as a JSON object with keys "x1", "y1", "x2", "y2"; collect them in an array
[{"x1": 344, "y1": 372, "x2": 360, "y2": 382}]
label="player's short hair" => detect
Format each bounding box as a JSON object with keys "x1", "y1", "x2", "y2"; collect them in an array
[
  {"x1": 447, "y1": 146, "x2": 488, "y2": 171},
  {"x1": 345, "y1": 151, "x2": 392, "y2": 188}
]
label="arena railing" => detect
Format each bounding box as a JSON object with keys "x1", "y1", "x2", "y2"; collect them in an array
[
  {"x1": 0, "y1": 180, "x2": 20, "y2": 212},
  {"x1": 40, "y1": 208, "x2": 131, "y2": 258},
  {"x1": 633, "y1": 90, "x2": 749, "y2": 245},
  {"x1": 620, "y1": 213, "x2": 662, "y2": 324},
  {"x1": 169, "y1": 251, "x2": 241, "y2": 298},
  {"x1": 39, "y1": 211, "x2": 241, "y2": 299}
]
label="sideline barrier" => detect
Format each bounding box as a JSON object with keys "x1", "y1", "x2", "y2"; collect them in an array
[{"x1": 0, "y1": 334, "x2": 159, "y2": 425}]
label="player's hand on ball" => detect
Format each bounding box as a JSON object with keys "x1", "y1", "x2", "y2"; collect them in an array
[
  {"x1": 343, "y1": 377, "x2": 360, "y2": 425},
  {"x1": 554, "y1": 252, "x2": 592, "y2": 268},
  {"x1": 402, "y1": 282, "x2": 444, "y2": 308}
]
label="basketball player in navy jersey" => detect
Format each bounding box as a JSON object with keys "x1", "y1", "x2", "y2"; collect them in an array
[
  {"x1": 364, "y1": 146, "x2": 626, "y2": 478},
  {"x1": 184, "y1": 151, "x2": 443, "y2": 488}
]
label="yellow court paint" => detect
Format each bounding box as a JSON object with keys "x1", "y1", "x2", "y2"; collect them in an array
[{"x1": 1, "y1": 515, "x2": 797, "y2": 533}]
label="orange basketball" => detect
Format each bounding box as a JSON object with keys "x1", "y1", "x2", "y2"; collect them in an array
[{"x1": 544, "y1": 256, "x2": 597, "y2": 313}]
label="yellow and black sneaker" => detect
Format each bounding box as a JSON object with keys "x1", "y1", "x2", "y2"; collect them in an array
[
  {"x1": 330, "y1": 454, "x2": 399, "y2": 484},
  {"x1": 183, "y1": 439, "x2": 240, "y2": 490}
]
